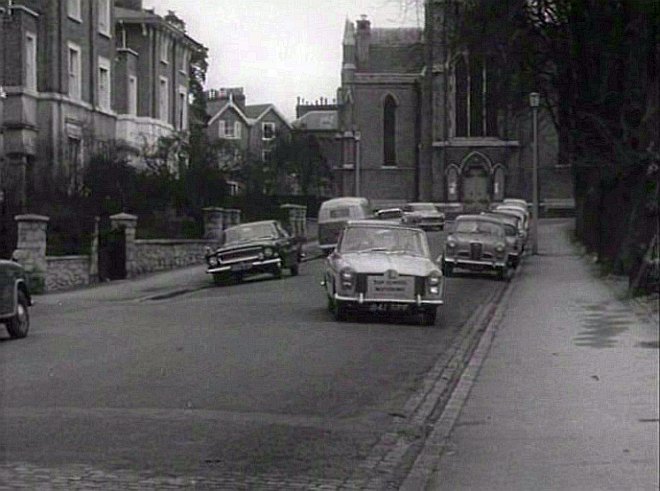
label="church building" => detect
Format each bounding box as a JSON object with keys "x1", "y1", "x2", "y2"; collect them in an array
[{"x1": 335, "y1": 2, "x2": 570, "y2": 209}]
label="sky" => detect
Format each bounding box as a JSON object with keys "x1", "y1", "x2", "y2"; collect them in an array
[{"x1": 147, "y1": 0, "x2": 422, "y2": 120}]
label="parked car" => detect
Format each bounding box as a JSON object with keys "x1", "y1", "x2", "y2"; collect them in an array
[
  {"x1": 401, "y1": 202, "x2": 445, "y2": 230},
  {"x1": 322, "y1": 220, "x2": 444, "y2": 325},
  {"x1": 493, "y1": 205, "x2": 529, "y2": 242},
  {"x1": 0, "y1": 259, "x2": 32, "y2": 339},
  {"x1": 502, "y1": 198, "x2": 529, "y2": 211},
  {"x1": 318, "y1": 197, "x2": 372, "y2": 255},
  {"x1": 481, "y1": 212, "x2": 524, "y2": 267},
  {"x1": 375, "y1": 208, "x2": 404, "y2": 223},
  {"x1": 205, "y1": 220, "x2": 301, "y2": 285},
  {"x1": 498, "y1": 201, "x2": 530, "y2": 228},
  {"x1": 440, "y1": 214, "x2": 513, "y2": 280}
]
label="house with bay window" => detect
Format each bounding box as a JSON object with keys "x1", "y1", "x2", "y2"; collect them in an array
[{"x1": 0, "y1": 0, "x2": 204, "y2": 215}]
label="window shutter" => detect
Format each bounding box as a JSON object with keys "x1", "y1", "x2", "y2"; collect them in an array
[
  {"x1": 235, "y1": 122, "x2": 241, "y2": 138},
  {"x1": 218, "y1": 120, "x2": 226, "y2": 137}
]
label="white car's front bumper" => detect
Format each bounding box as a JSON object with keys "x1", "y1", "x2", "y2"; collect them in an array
[{"x1": 334, "y1": 292, "x2": 444, "y2": 306}]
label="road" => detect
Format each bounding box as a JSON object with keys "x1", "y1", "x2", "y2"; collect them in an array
[{"x1": 0, "y1": 230, "x2": 507, "y2": 488}]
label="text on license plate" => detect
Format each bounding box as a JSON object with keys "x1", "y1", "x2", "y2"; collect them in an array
[
  {"x1": 367, "y1": 276, "x2": 414, "y2": 299},
  {"x1": 231, "y1": 262, "x2": 251, "y2": 272}
]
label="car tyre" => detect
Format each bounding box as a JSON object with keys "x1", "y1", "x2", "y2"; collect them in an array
[
  {"x1": 497, "y1": 265, "x2": 511, "y2": 282},
  {"x1": 212, "y1": 273, "x2": 229, "y2": 286},
  {"x1": 332, "y1": 298, "x2": 348, "y2": 322},
  {"x1": 6, "y1": 291, "x2": 30, "y2": 339},
  {"x1": 418, "y1": 307, "x2": 437, "y2": 326},
  {"x1": 271, "y1": 263, "x2": 283, "y2": 279},
  {"x1": 290, "y1": 261, "x2": 299, "y2": 276},
  {"x1": 442, "y1": 259, "x2": 453, "y2": 277}
]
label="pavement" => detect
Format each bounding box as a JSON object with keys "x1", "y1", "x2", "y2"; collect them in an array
[{"x1": 407, "y1": 219, "x2": 659, "y2": 490}]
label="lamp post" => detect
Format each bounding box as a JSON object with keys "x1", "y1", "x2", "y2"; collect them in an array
[
  {"x1": 354, "y1": 131, "x2": 361, "y2": 197},
  {"x1": 529, "y1": 92, "x2": 540, "y2": 255}
]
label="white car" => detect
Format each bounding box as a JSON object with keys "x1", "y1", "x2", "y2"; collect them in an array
[{"x1": 322, "y1": 220, "x2": 445, "y2": 325}]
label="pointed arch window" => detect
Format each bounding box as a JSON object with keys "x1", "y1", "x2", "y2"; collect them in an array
[
  {"x1": 455, "y1": 57, "x2": 468, "y2": 137},
  {"x1": 447, "y1": 166, "x2": 459, "y2": 202},
  {"x1": 383, "y1": 94, "x2": 397, "y2": 166},
  {"x1": 493, "y1": 166, "x2": 505, "y2": 201},
  {"x1": 454, "y1": 54, "x2": 498, "y2": 138}
]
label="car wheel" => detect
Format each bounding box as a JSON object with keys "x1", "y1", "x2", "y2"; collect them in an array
[
  {"x1": 271, "y1": 263, "x2": 283, "y2": 279},
  {"x1": 442, "y1": 259, "x2": 453, "y2": 277},
  {"x1": 6, "y1": 291, "x2": 30, "y2": 339},
  {"x1": 212, "y1": 273, "x2": 229, "y2": 286},
  {"x1": 418, "y1": 307, "x2": 437, "y2": 326},
  {"x1": 332, "y1": 299, "x2": 348, "y2": 322},
  {"x1": 497, "y1": 265, "x2": 511, "y2": 282},
  {"x1": 290, "y1": 261, "x2": 299, "y2": 276}
]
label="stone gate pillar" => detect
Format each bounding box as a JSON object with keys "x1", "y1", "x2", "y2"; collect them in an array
[
  {"x1": 13, "y1": 214, "x2": 49, "y2": 292},
  {"x1": 280, "y1": 204, "x2": 307, "y2": 239},
  {"x1": 110, "y1": 213, "x2": 138, "y2": 278},
  {"x1": 203, "y1": 207, "x2": 224, "y2": 242}
]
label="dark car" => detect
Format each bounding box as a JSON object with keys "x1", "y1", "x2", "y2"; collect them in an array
[
  {"x1": 0, "y1": 259, "x2": 32, "y2": 339},
  {"x1": 205, "y1": 220, "x2": 301, "y2": 285},
  {"x1": 401, "y1": 202, "x2": 446, "y2": 231}
]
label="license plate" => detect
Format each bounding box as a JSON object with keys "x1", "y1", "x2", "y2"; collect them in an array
[
  {"x1": 367, "y1": 276, "x2": 414, "y2": 300},
  {"x1": 368, "y1": 304, "x2": 410, "y2": 312},
  {"x1": 231, "y1": 262, "x2": 251, "y2": 272}
]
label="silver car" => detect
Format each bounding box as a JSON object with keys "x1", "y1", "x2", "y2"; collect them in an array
[
  {"x1": 401, "y1": 203, "x2": 445, "y2": 231},
  {"x1": 322, "y1": 220, "x2": 445, "y2": 325},
  {"x1": 441, "y1": 215, "x2": 513, "y2": 281}
]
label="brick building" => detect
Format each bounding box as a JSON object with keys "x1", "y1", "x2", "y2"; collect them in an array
[
  {"x1": 0, "y1": 0, "x2": 203, "y2": 213},
  {"x1": 206, "y1": 87, "x2": 292, "y2": 194},
  {"x1": 336, "y1": 5, "x2": 571, "y2": 208}
]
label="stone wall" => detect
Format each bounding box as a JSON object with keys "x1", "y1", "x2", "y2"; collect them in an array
[
  {"x1": 46, "y1": 256, "x2": 92, "y2": 291},
  {"x1": 133, "y1": 239, "x2": 216, "y2": 276}
]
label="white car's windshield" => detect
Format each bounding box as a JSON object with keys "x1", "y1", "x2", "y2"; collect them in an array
[
  {"x1": 339, "y1": 227, "x2": 429, "y2": 256},
  {"x1": 224, "y1": 223, "x2": 277, "y2": 244},
  {"x1": 455, "y1": 220, "x2": 504, "y2": 236}
]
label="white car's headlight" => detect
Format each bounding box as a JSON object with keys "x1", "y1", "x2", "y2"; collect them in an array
[{"x1": 339, "y1": 267, "x2": 356, "y2": 290}]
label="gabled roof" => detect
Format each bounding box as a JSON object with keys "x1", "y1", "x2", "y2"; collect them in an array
[
  {"x1": 245, "y1": 104, "x2": 292, "y2": 129},
  {"x1": 207, "y1": 100, "x2": 251, "y2": 126},
  {"x1": 370, "y1": 28, "x2": 423, "y2": 45}
]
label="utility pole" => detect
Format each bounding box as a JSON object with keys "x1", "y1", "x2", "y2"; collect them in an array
[{"x1": 529, "y1": 92, "x2": 540, "y2": 255}]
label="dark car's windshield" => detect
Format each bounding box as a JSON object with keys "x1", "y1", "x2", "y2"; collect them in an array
[
  {"x1": 404, "y1": 203, "x2": 437, "y2": 213},
  {"x1": 224, "y1": 223, "x2": 277, "y2": 244},
  {"x1": 339, "y1": 227, "x2": 429, "y2": 256},
  {"x1": 455, "y1": 220, "x2": 504, "y2": 236},
  {"x1": 377, "y1": 210, "x2": 402, "y2": 220}
]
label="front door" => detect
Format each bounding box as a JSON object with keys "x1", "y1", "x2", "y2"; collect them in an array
[{"x1": 462, "y1": 166, "x2": 489, "y2": 204}]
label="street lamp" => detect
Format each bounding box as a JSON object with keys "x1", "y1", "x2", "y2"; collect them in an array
[{"x1": 529, "y1": 92, "x2": 540, "y2": 255}]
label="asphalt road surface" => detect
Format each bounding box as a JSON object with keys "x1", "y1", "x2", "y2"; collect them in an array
[{"x1": 1, "y1": 230, "x2": 507, "y2": 488}]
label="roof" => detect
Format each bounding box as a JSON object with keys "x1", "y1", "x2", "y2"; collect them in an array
[
  {"x1": 115, "y1": 7, "x2": 204, "y2": 50},
  {"x1": 346, "y1": 220, "x2": 421, "y2": 231},
  {"x1": 370, "y1": 28, "x2": 423, "y2": 45},
  {"x1": 456, "y1": 214, "x2": 506, "y2": 224},
  {"x1": 321, "y1": 197, "x2": 369, "y2": 207},
  {"x1": 207, "y1": 100, "x2": 251, "y2": 126},
  {"x1": 226, "y1": 220, "x2": 277, "y2": 229},
  {"x1": 292, "y1": 111, "x2": 338, "y2": 131},
  {"x1": 245, "y1": 104, "x2": 292, "y2": 128}
]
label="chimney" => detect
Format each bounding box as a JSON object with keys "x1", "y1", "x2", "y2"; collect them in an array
[{"x1": 356, "y1": 15, "x2": 370, "y2": 70}]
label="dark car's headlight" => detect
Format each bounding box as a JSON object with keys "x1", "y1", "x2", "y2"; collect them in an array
[
  {"x1": 208, "y1": 255, "x2": 219, "y2": 267},
  {"x1": 263, "y1": 247, "x2": 274, "y2": 258}
]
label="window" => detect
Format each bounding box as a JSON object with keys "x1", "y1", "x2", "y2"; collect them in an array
[
  {"x1": 454, "y1": 54, "x2": 498, "y2": 138},
  {"x1": 493, "y1": 167, "x2": 505, "y2": 201},
  {"x1": 67, "y1": 0, "x2": 81, "y2": 21},
  {"x1": 128, "y1": 75, "x2": 137, "y2": 115},
  {"x1": 67, "y1": 136, "x2": 83, "y2": 195},
  {"x1": 447, "y1": 166, "x2": 459, "y2": 202},
  {"x1": 159, "y1": 77, "x2": 169, "y2": 122},
  {"x1": 179, "y1": 49, "x2": 188, "y2": 73},
  {"x1": 262, "y1": 122, "x2": 275, "y2": 140},
  {"x1": 68, "y1": 43, "x2": 82, "y2": 100},
  {"x1": 160, "y1": 36, "x2": 170, "y2": 64},
  {"x1": 262, "y1": 149, "x2": 272, "y2": 162},
  {"x1": 98, "y1": 57, "x2": 111, "y2": 110},
  {"x1": 455, "y1": 57, "x2": 468, "y2": 137},
  {"x1": 383, "y1": 95, "x2": 397, "y2": 166},
  {"x1": 177, "y1": 87, "x2": 188, "y2": 130},
  {"x1": 25, "y1": 33, "x2": 37, "y2": 91},
  {"x1": 98, "y1": 0, "x2": 111, "y2": 36},
  {"x1": 224, "y1": 121, "x2": 235, "y2": 138}
]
